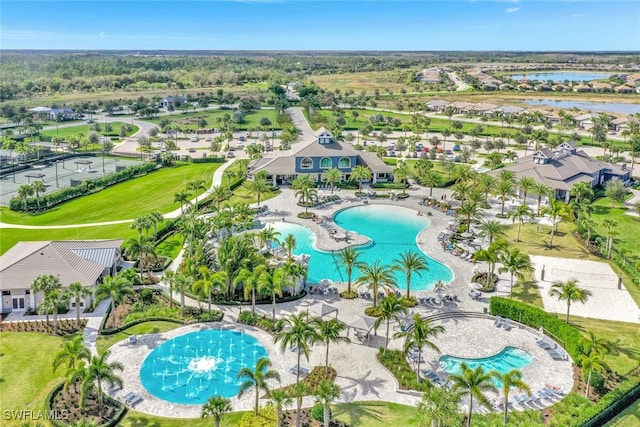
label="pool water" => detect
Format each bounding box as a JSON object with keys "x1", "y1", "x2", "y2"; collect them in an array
[
  {"x1": 272, "y1": 205, "x2": 453, "y2": 290},
  {"x1": 439, "y1": 346, "x2": 533, "y2": 388},
  {"x1": 509, "y1": 72, "x2": 611, "y2": 82},
  {"x1": 140, "y1": 330, "x2": 268, "y2": 404}
]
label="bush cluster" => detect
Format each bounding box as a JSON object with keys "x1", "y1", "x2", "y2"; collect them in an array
[
  {"x1": 237, "y1": 310, "x2": 282, "y2": 333},
  {"x1": 378, "y1": 349, "x2": 431, "y2": 392},
  {"x1": 577, "y1": 376, "x2": 640, "y2": 427}
]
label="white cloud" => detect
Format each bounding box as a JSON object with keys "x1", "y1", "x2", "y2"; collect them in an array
[{"x1": 505, "y1": 7, "x2": 520, "y2": 13}]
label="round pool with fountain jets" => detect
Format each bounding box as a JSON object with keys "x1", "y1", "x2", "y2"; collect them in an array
[{"x1": 140, "y1": 329, "x2": 268, "y2": 404}]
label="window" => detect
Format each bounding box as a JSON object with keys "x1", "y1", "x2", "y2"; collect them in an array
[
  {"x1": 300, "y1": 157, "x2": 313, "y2": 169},
  {"x1": 320, "y1": 157, "x2": 331, "y2": 169},
  {"x1": 338, "y1": 157, "x2": 351, "y2": 168}
]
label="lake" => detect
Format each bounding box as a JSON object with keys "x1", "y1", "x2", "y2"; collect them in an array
[
  {"x1": 510, "y1": 72, "x2": 611, "y2": 82},
  {"x1": 523, "y1": 99, "x2": 640, "y2": 115}
]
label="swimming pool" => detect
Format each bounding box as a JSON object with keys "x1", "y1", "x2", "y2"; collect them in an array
[
  {"x1": 140, "y1": 330, "x2": 268, "y2": 404},
  {"x1": 439, "y1": 347, "x2": 533, "y2": 387},
  {"x1": 272, "y1": 205, "x2": 453, "y2": 290}
]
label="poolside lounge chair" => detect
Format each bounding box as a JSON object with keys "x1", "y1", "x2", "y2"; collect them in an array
[
  {"x1": 128, "y1": 335, "x2": 137, "y2": 345},
  {"x1": 503, "y1": 319, "x2": 512, "y2": 331},
  {"x1": 494, "y1": 316, "x2": 503, "y2": 327},
  {"x1": 127, "y1": 394, "x2": 143, "y2": 406},
  {"x1": 514, "y1": 395, "x2": 526, "y2": 406},
  {"x1": 121, "y1": 392, "x2": 135, "y2": 403},
  {"x1": 289, "y1": 366, "x2": 310, "y2": 377},
  {"x1": 290, "y1": 345, "x2": 299, "y2": 353},
  {"x1": 549, "y1": 349, "x2": 567, "y2": 360},
  {"x1": 544, "y1": 386, "x2": 566, "y2": 397}
]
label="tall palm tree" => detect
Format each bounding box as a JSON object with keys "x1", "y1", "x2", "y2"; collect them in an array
[
  {"x1": 549, "y1": 279, "x2": 592, "y2": 323},
  {"x1": 457, "y1": 201, "x2": 480, "y2": 231},
  {"x1": 452, "y1": 180, "x2": 473, "y2": 203},
  {"x1": 258, "y1": 268, "x2": 289, "y2": 323},
  {"x1": 392, "y1": 250, "x2": 428, "y2": 299},
  {"x1": 295, "y1": 185, "x2": 318, "y2": 214},
  {"x1": 570, "y1": 181, "x2": 594, "y2": 204},
  {"x1": 498, "y1": 248, "x2": 533, "y2": 298},
  {"x1": 476, "y1": 174, "x2": 496, "y2": 207},
  {"x1": 45, "y1": 289, "x2": 70, "y2": 334},
  {"x1": 333, "y1": 247, "x2": 361, "y2": 296},
  {"x1": 17, "y1": 184, "x2": 34, "y2": 211},
  {"x1": 374, "y1": 295, "x2": 408, "y2": 351},
  {"x1": 66, "y1": 281, "x2": 91, "y2": 327},
  {"x1": 472, "y1": 240, "x2": 507, "y2": 289},
  {"x1": 350, "y1": 165, "x2": 372, "y2": 192},
  {"x1": 130, "y1": 215, "x2": 152, "y2": 236},
  {"x1": 581, "y1": 215, "x2": 597, "y2": 248},
  {"x1": 81, "y1": 350, "x2": 123, "y2": 419},
  {"x1": 394, "y1": 314, "x2": 445, "y2": 382},
  {"x1": 418, "y1": 386, "x2": 463, "y2": 427},
  {"x1": 234, "y1": 266, "x2": 266, "y2": 316},
  {"x1": 602, "y1": 219, "x2": 618, "y2": 259},
  {"x1": 314, "y1": 318, "x2": 349, "y2": 372},
  {"x1": 268, "y1": 389, "x2": 292, "y2": 427},
  {"x1": 188, "y1": 178, "x2": 207, "y2": 207},
  {"x1": 494, "y1": 179, "x2": 516, "y2": 217},
  {"x1": 420, "y1": 169, "x2": 441, "y2": 197},
  {"x1": 124, "y1": 234, "x2": 156, "y2": 282},
  {"x1": 290, "y1": 381, "x2": 311, "y2": 427},
  {"x1": 145, "y1": 211, "x2": 164, "y2": 239},
  {"x1": 53, "y1": 335, "x2": 90, "y2": 376},
  {"x1": 201, "y1": 396, "x2": 232, "y2": 427},
  {"x1": 193, "y1": 266, "x2": 227, "y2": 313},
  {"x1": 30, "y1": 273, "x2": 62, "y2": 309},
  {"x1": 210, "y1": 185, "x2": 231, "y2": 210},
  {"x1": 173, "y1": 272, "x2": 192, "y2": 317},
  {"x1": 95, "y1": 274, "x2": 134, "y2": 328},
  {"x1": 393, "y1": 161, "x2": 411, "y2": 195},
  {"x1": 448, "y1": 363, "x2": 498, "y2": 427},
  {"x1": 173, "y1": 189, "x2": 192, "y2": 214},
  {"x1": 274, "y1": 312, "x2": 320, "y2": 383},
  {"x1": 507, "y1": 204, "x2": 534, "y2": 242},
  {"x1": 282, "y1": 233, "x2": 297, "y2": 260},
  {"x1": 247, "y1": 176, "x2": 271, "y2": 206},
  {"x1": 315, "y1": 379, "x2": 341, "y2": 427},
  {"x1": 31, "y1": 180, "x2": 46, "y2": 210},
  {"x1": 541, "y1": 199, "x2": 568, "y2": 248},
  {"x1": 517, "y1": 176, "x2": 536, "y2": 205},
  {"x1": 477, "y1": 219, "x2": 506, "y2": 245},
  {"x1": 321, "y1": 167, "x2": 343, "y2": 193},
  {"x1": 533, "y1": 182, "x2": 552, "y2": 216},
  {"x1": 237, "y1": 357, "x2": 281, "y2": 416},
  {"x1": 355, "y1": 260, "x2": 397, "y2": 308},
  {"x1": 579, "y1": 351, "x2": 607, "y2": 398},
  {"x1": 494, "y1": 369, "x2": 531, "y2": 426}
]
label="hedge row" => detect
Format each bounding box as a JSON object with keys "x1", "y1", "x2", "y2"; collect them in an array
[
  {"x1": 579, "y1": 376, "x2": 640, "y2": 426},
  {"x1": 99, "y1": 314, "x2": 185, "y2": 335},
  {"x1": 46, "y1": 382, "x2": 127, "y2": 427},
  {"x1": 489, "y1": 297, "x2": 583, "y2": 361},
  {"x1": 10, "y1": 162, "x2": 158, "y2": 212},
  {"x1": 190, "y1": 156, "x2": 226, "y2": 163}
]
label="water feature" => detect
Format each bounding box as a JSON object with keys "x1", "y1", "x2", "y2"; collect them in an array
[
  {"x1": 523, "y1": 99, "x2": 640, "y2": 115},
  {"x1": 439, "y1": 347, "x2": 533, "y2": 388},
  {"x1": 509, "y1": 72, "x2": 611, "y2": 82},
  {"x1": 271, "y1": 205, "x2": 453, "y2": 290},
  {"x1": 140, "y1": 329, "x2": 268, "y2": 404}
]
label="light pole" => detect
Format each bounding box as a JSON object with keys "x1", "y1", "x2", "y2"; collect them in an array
[
  {"x1": 55, "y1": 160, "x2": 59, "y2": 187},
  {"x1": 102, "y1": 140, "x2": 105, "y2": 173}
]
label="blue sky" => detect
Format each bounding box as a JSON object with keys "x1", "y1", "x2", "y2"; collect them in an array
[{"x1": 2, "y1": 1, "x2": 639, "y2": 51}]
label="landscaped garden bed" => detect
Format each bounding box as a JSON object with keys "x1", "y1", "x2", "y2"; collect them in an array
[
  {"x1": 237, "y1": 310, "x2": 283, "y2": 333},
  {"x1": 472, "y1": 272, "x2": 498, "y2": 292},
  {"x1": 0, "y1": 319, "x2": 87, "y2": 336},
  {"x1": 48, "y1": 381, "x2": 124, "y2": 427},
  {"x1": 377, "y1": 349, "x2": 431, "y2": 392}
]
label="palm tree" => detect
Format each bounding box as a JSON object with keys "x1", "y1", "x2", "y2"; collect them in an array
[
  {"x1": 210, "y1": 185, "x2": 231, "y2": 210},
  {"x1": 322, "y1": 167, "x2": 343, "y2": 193},
  {"x1": 237, "y1": 357, "x2": 281, "y2": 416},
  {"x1": 53, "y1": 335, "x2": 90, "y2": 386},
  {"x1": 393, "y1": 161, "x2": 411, "y2": 195},
  {"x1": 315, "y1": 379, "x2": 341, "y2": 427},
  {"x1": 579, "y1": 351, "x2": 607, "y2": 398},
  {"x1": 333, "y1": 247, "x2": 361, "y2": 296},
  {"x1": 350, "y1": 165, "x2": 372, "y2": 192},
  {"x1": 472, "y1": 240, "x2": 507, "y2": 289},
  {"x1": 81, "y1": 350, "x2": 123, "y2": 419},
  {"x1": 448, "y1": 362, "x2": 498, "y2": 427},
  {"x1": 274, "y1": 312, "x2": 320, "y2": 383},
  {"x1": 257, "y1": 225, "x2": 281, "y2": 250},
  {"x1": 355, "y1": 260, "x2": 396, "y2": 308},
  {"x1": 394, "y1": 314, "x2": 444, "y2": 383},
  {"x1": 476, "y1": 174, "x2": 496, "y2": 208},
  {"x1": 17, "y1": 184, "x2": 34, "y2": 211},
  {"x1": 201, "y1": 396, "x2": 232, "y2": 427},
  {"x1": 45, "y1": 289, "x2": 70, "y2": 334},
  {"x1": 31, "y1": 273, "x2": 62, "y2": 309},
  {"x1": 507, "y1": 204, "x2": 533, "y2": 242},
  {"x1": 173, "y1": 272, "x2": 192, "y2": 317},
  {"x1": 494, "y1": 179, "x2": 516, "y2": 217},
  {"x1": 95, "y1": 275, "x2": 134, "y2": 328},
  {"x1": 247, "y1": 176, "x2": 271, "y2": 206},
  {"x1": 188, "y1": 178, "x2": 207, "y2": 207},
  {"x1": 283, "y1": 233, "x2": 297, "y2": 260},
  {"x1": 146, "y1": 211, "x2": 164, "y2": 239},
  {"x1": 124, "y1": 234, "x2": 156, "y2": 281},
  {"x1": 420, "y1": 169, "x2": 441, "y2": 197},
  {"x1": 66, "y1": 281, "x2": 91, "y2": 327},
  {"x1": 549, "y1": 279, "x2": 592, "y2": 323},
  {"x1": 571, "y1": 181, "x2": 594, "y2": 204},
  {"x1": 541, "y1": 199, "x2": 568, "y2": 248},
  {"x1": 392, "y1": 250, "x2": 428, "y2": 300},
  {"x1": 533, "y1": 182, "x2": 552, "y2": 216},
  {"x1": 31, "y1": 180, "x2": 46, "y2": 210},
  {"x1": 452, "y1": 180, "x2": 473, "y2": 202},
  {"x1": 258, "y1": 268, "x2": 288, "y2": 323},
  {"x1": 314, "y1": 318, "x2": 349, "y2": 372},
  {"x1": 295, "y1": 185, "x2": 317, "y2": 214},
  {"x1": 494, "y1": 369, "x2": 531, "y2": 426},
  {"x1": 268, "y1": 389, "x2": 292, "y2": 427},
  {"x1": 498, "y1": 248, "x2": 533, "y2": 298},
  {"x1": 174, "y1": 189, "x2": 192, "y2": 214},
  {"x1": 234, "y1": 266, "x2": 266, "y2": 316},
  {"x1": 477, "y1": 219, "x2": 506, "y2": 245},
  {"x1": 130, "y1": 215, "x2": 152, "y2": 236},
  {"x1": 418, "y1": 386, "x2": 463, "y2": 427},
  {"x1": 602, "y1": 218, "x2": 618, "y2": 259},
  {"x1": 517, "y1": 176, "x2": 536, "y2": 205},
  {"x1": 375, "y1": 295, "x2": 408, "y2": 351},
  {"x1": 290, "y1": 381, "x2": 311, "y2": 427},
  {"x1": 457, "y1": 201, "x2": 480, "y2": 231},
  {"x1": 193, "y1": 266, "x2": 227, "y2": 313},
  {"x1": 581, "y1": 215, "x2": 597, "y2": 248}
]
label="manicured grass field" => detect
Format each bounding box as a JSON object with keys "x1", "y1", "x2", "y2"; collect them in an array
[
  {"x1": 0, "y1": 332, "x2": 76, "y2": 418},
  {"x1": 148, "y1": 109, "x2": 279, "y2": 131},
  {"x1": 40, "y1": 121, "x2": 139, "y2": 139},
  {"x1": 605, "y1": 399, "x2": 640, "y2": 427},
  {"x1": 0, "y1": 223, "x2": 137, "y2": 255},
  {"x1": 590, "y1": 196, "x2": 640, "y2": 267},
  {"x1": 96, "y1": 321, "x2": 182, "y2": 355},
  {"x1": 0, "y1": 162, "x2": 220, "y2": 225}
]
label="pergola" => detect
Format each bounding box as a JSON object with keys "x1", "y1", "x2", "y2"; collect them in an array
[
  {"x1": 74, "y1": 159, "x2": 93, "y2": 170},
  {"x1": 25, "y1": 172, "x2": 45, "y2": 183},
  {"x1": 307, "y1": 302, "x2": 338, "y2": 319}
]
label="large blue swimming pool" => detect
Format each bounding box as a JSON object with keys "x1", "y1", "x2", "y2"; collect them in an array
[
  {"x1": 140, "y1": 330, "x2": 268, "y2": 404},
  {"x1": 439, "y1": 346, "x2": 533, "y2": 387},
  {"x1": 272, "y1": 205, "x2": 453, "y2": 291}
]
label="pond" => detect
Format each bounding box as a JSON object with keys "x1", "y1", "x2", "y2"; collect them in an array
[
  {"x1": 509, "y1": 72, "x2": 611, "y2": 82},
  {"x1": 523, "y1": 99, "x2": 640, "y2": 115}
]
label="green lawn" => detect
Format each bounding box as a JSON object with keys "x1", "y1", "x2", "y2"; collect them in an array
[
  {"x1": 148, "y1": 109, "x2": 279, "y2": 131},
  {"x1": 96, "y1": 321, "x2": 182, "y2": 355},
  {"x1": 40, "y1": 121, "x2": 139, "y2": 139},
  {"x1": 590, "y1": 197, "x2": 640, "y2": 267},
  {"x1": 0, "y1": 162, "x2": 221, "y2": 225},
  {"x1": 0, "y1": 332, "x2": 76, "y2": 418},
  {"x1": 605, "y1": 399, "x2": 640, "y2": 427},
  {"x1": 333, "y1": 401, "x2": 422, "y2": 427},
  {"x1": 156, "y1": 232, "x2": 184, "y2": 260}
]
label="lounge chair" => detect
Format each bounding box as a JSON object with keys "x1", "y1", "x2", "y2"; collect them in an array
[
  {"x1": 549, "y1": 349, "x2": 567, "y2": 360},
  {"x1": 503, "y1": 319, "x2": 512, "y2": 331},
  {"x1": 289, "y1": 366, "x2": 310, "y2": 377},
  {"x1": 290, "y1": 345, "x2": 299, "y2": 353},
  {"x1": 128, "y1": 335, "x2": 137, "y2": 345},
  {"x1": 514, "y1": 395, "x2": 526, "y2": 406},
  {"x1": 121, "y1": 392, "x2": 135, "y2": 403},
  {"x1": 494, "y1": 316, "x2": 503, "y2": 327},
  {"x1": 544, "y1": 386, "x2": 566, "y2": 397},
  {"x1": 127, "y1": 394, "x2": 143, "y2": 406}
]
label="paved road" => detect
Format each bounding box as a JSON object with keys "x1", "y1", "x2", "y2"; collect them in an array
[{"x1": 447, "y1": 71, "x2": 471, "y2": 91}]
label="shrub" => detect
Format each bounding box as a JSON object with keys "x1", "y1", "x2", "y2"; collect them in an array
[
  {"x1": 577, "y1": 376, "x2": 640, "y2": 427},
  {"x1": 340, "y1": 290, "x2": 358, "y2": 299},
  {"x1": 311, "y1": 402, "x2": 325, "y2": 422},
  {"x1": 364, "y1": 305, "x2": 382, "y2": 317},
  {"x1": 238, "y1": 406, "x2": 277, "y2": 427},
  {"x1": 297, "y1": 212, "x2": 314, "y2": 219},
  {"x1": 140, "y1": 289, "x2": 155, "y2": 304},
  {"x1": 399, "y1": 296, "x2": 418, "y2": 307},
  {"x1": 378, "y1": 349, "x2": 431, "y2": 392}
]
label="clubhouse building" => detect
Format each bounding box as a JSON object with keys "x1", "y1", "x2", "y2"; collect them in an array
[{"x1": 248, "y1": 128, "x2": 393, "y2": 185}]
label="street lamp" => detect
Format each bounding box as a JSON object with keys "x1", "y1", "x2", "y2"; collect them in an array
[{"x1": 55, "y1": 161, "x2": 59, "y2": 188}]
